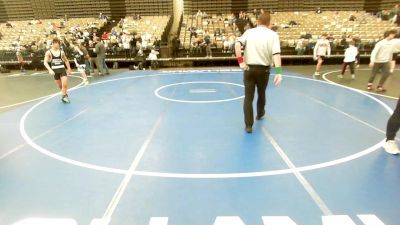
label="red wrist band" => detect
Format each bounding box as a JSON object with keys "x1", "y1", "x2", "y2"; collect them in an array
[{"x1": 237, "y1": 56, "x2": 243, "y2": 65}]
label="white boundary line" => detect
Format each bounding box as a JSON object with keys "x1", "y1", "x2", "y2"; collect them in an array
[
  {"x1": 155, "y1": 81, "x2": 244, "y2": 103},
  {"x1": 262, "y1": 127, "x2": 333, "y2": 216},
  {"x1": 0, "y1": 109, "x2": 87, "y2": 161},
  {"x1": 100, "y1": 116, "x2": 163, "y2": 225},
  {"x1": 321, "y1": 69, "x2": 399, "y2": 100},
  {"x1": 19, "y1": 72, "x2": 393, "y2": 178},
  {"x1": 0, "y1": 75, "x2": 85, "y2": 109}
]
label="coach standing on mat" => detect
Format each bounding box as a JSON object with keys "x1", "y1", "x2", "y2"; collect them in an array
[{"x1": 235, "y1": 12, "x2": 282, "y2": 133}]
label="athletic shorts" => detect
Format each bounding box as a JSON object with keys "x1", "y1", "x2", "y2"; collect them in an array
[
  {"x1": 54, "y1": 70, "x2": 67, "y2": 80},
  {"x1": 317, "y1": 55, "x2": 326, "y2": 61}
]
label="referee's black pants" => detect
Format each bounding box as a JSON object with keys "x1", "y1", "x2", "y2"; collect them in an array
[
  {"x1": 243, "y1": 65, "x2": 270, "y2": 127},
  {"x1": 387, "y1": 98, "x2": 400, "y2": 141}
]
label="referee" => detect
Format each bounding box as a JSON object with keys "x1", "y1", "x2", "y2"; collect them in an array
[{"x1": 235, "y1": 12, "x2": 282, "y2": 133}]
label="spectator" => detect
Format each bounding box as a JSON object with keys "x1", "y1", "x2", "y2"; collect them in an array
[
  {"x1": 171, "y1": 35, "x2": 180, "y2": 58},
  {"x1": 87, "y1": 40, "x2": 98, "y2": 75},
  {"x1": 130, "y1": 36, "x2": 137, "y2": 57},
  {"x1": 295, "y1": 38, "x2": 305, "y2": 55},
  {"x1": 30, "y1": 46, "x2": 41, "y2": 71},
  {"x1": 253, "y1": 9, "x2": 259, "y2": 18},
  {"x1": 101, "y1": 32, "x2": 109, "y2": 40},
  {"x1": 204, "y1": 31, "x2": 212, "y2": 57},
  {"x1": 316, "y1": 7, "x2": 322, "y2": 14},
  {"x1": 142, "y1": 39, "x2": 148, "y2": 51},
  {"x1": 148, "y1": 49, "x2": 159, "y2": 70},
  {"x1": 223, "y1": 37, "x2": 230, "y2": 53},
  {"x1": 95, "y1": 38, "x2": 109, "y2": 75},
  {"x1": 134, "y1": 50, "x2": 146, "y2": 70},
  {"x1": 6, "y1": 22, "x2": 13, "y2": 28},
  {"x1": 16, "y1": 48, "x2": 25, "y2": 72},
  {"x1": 0, "y1": 32, "x2": 3, "y2": 40},
  {"x1": 153, "y1": 38, "x2": 161, "y2": 51},
  {"x1": 288, "y1": 20, "x2": 298, "y2": 27},
  {"x1": 327, "y1": 34, "x2": 336, "y2": 50},
  {"x1": 389, "y1": 5, "x2": 399, "y2": 23},
  {"x1": 349, "y1": 14, "x2": 357, "y2": 21},
  {"x1": 396, "y1": 12, "x2": 400, "y2": 26},
  {"x1": 340, "y1": 35, "x2": 349, "y2": 49},
  {"x1": 122, "y1": 33, "x2": 131, "y2": 58},
  {"x1": 196, "y1": 10, "x2": 203, "y2": 17},
  {"x1": 229, "y1": 34, "x2": 236, "y2": 54}
]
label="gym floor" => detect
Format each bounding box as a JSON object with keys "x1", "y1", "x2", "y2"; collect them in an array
[{"x1": 0, "y1": 65, "x2": 399, "y2": 225}]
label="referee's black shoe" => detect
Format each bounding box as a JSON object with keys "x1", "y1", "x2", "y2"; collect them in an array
[
  {"x1": 256, "y1": 110, "x2": 265, "y2": 120},
  {"x1": 245, "y1": 126, "x2": 253, "y2": 133}
]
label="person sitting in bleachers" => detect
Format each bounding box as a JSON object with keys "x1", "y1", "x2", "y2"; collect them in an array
[
  {"x1": 223, "y1": 37, "x2": 230, "y2": 53},
  {"x1": 316, "y1": 7, "x2": 322, "y2": 14},
  {"x1": 0, "y1": 32, "x2": 3, "y2": 40},
  {"x1": 389, "y1": 5, "x2": 399, "y2": 23},
  {"x1": 142, "y1": 39, "x2": 148, "y2": 51},
  {"x1": 6, "y1": 22, "x2": 13, "y2": 28},
  {"x1": 196, "y1": 10, "x2": 203, "y2": 17},
  {"x1": 288, "y1": 20, "x2": 298, "y2": 27},
  {"x1": 101, "y1": 32, "x2": 110, "y2": 40},
  {"x1": 253, "y1": 9, "x2": 260, "y2": 18}
]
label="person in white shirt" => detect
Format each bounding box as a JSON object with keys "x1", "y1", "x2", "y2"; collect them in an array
[
  {"x1": 141, "y1": 39, "x2": 148, "y2": 50},
  {"x1": 223, "y1": 38, "x2": 230, "y2": 53},
  {"x1": 235, "y1": 12, "x2": 282, "y2": 133},
  {"x1": 148, "y1": 49, "x2": 159, "y2": 70},
  {"x1": 122, "y1": 33, "x2": 131, "y2": 58},
  {"x1": 368, "y1": 29, "x2": 397, "y2": 92},
  {"x1": 313, "y1": 33, "x2": 331, "y2": 78},
  {"x1": 339, "y1": 40, "x2": 358, "y2": 79}
]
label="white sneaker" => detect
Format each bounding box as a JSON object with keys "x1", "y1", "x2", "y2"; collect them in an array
[
  {"x1": 351, "y1": 74, "x2": 355, "y2": 80},
  {"x1": 62, "y1": 96, "x2": 70, "y2": 104},
  {"x1": 383, "y1": 140, "x2": 400, "y2": 155},
  {"x1": 84, "y1": 79, "x2": 89, "y2": 86},
  {"x1": 338, "y1": 75, "x2": 343, "y2": 79}
]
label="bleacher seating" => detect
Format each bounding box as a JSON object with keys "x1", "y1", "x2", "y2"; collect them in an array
[
  {"x1": 111, "y1": 16, "x2": 171, "y2": 45},
  {"x1": 179, "y1": 11, "x2": 397, "y2": 53},
  {"x1": 0, "y1": 18, "x2": 106, "y2": 51}
]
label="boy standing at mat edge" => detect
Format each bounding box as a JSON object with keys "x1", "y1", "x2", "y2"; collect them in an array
[
  {"x1": 313, "y1": 33, "x2": 331, "y2": 78},
  {"x1": 367, "y1": 29, "x2": 397, "y2": 92},
  {"x1": 339, "y1": 40, "x2": 358, "y2": 80},
  {"x1": 235, "y1": 12, "x2": 282, "y2": 133},
  {"x1": 44, "y1": 38, "x2": 72, "y2": 103}
]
